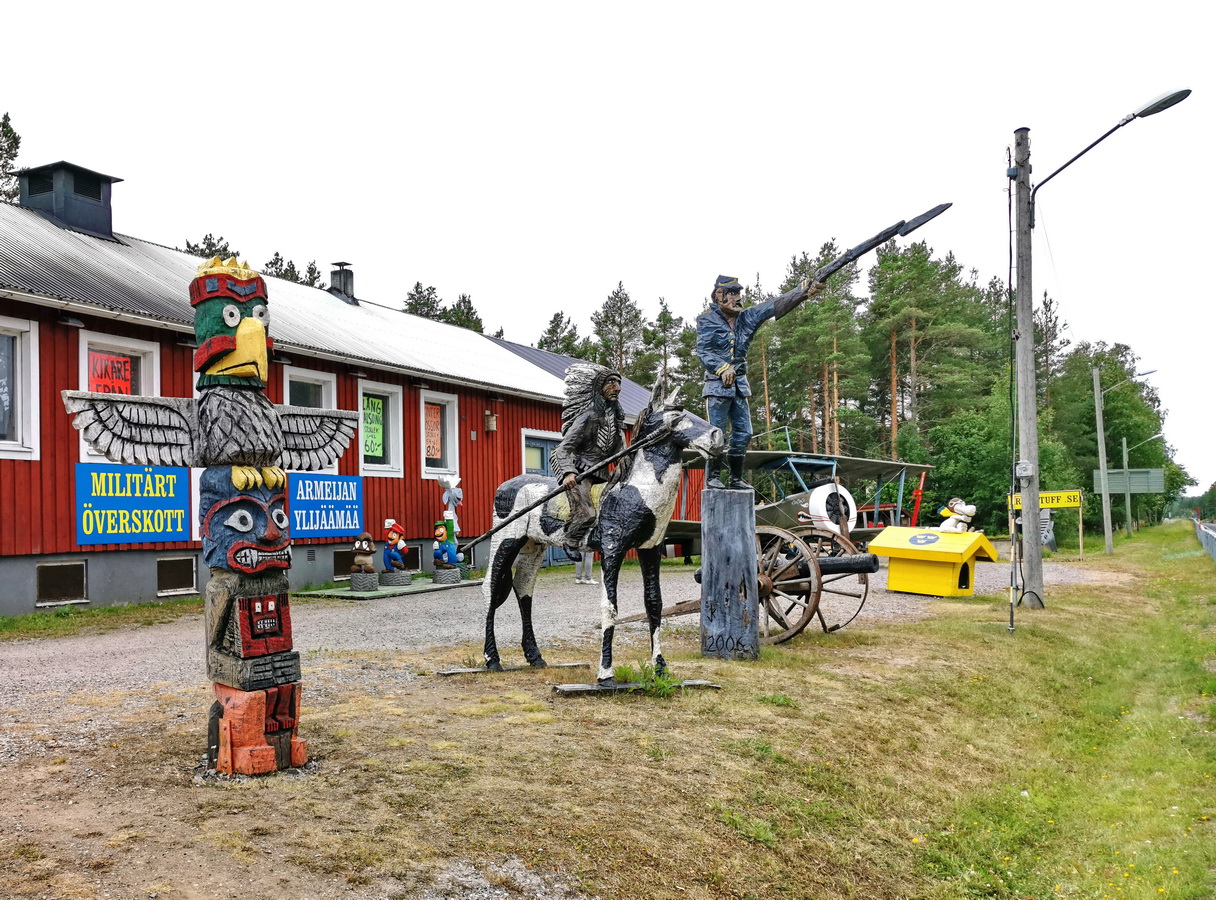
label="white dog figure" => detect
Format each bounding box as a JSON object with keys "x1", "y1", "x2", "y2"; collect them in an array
[{"x1": 937, "y1": 497, "x2": 976, "y2": 533}]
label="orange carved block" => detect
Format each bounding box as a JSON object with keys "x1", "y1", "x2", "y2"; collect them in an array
[{"x1": 211, "y1": 682, "x2": 308, "y2": 775}]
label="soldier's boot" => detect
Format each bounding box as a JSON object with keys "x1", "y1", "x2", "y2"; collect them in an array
[
  {"x1": 706, "y1": 456, "x2": 726, "y2": 490},
  {"x1": 727, "y1": 455, "x2": 752, "y2": 491}
]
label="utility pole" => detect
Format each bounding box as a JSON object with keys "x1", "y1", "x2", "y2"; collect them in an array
[
  {"x1": 1122, "y1": 437, "x2": 1134, "y2": 538},
  {"x1": 1093, "y1": 367, "x2": 1115, "y2": 554},
  {"x1": 1013, "y1": 128, "x2": 1045, "y2": 608}
]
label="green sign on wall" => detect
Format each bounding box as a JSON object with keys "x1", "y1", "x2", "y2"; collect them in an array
[{"x1": 363, "y1": 394, "x2": 384, "y2": 459}]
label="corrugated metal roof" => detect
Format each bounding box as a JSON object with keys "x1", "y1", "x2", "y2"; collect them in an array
[
  {"x1": 487, "y1": 336, "x2": 655, "y2": 418},
  {"x1": 0, "y1": 203, "x2": 565, "y2": 402}
]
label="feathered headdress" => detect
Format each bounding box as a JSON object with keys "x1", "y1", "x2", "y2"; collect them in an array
[{"x1": 561, "y1": 363, "x2": 621, "y2": 434}]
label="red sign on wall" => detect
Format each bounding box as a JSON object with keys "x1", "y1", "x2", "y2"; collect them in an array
[{"x1": 88, "y1": 351, "x2": 133, "y2": 394}]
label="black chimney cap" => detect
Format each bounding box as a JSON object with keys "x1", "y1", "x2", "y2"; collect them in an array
[{"x1": 17, "y1": 160, "x2": 124, "y2": 185}]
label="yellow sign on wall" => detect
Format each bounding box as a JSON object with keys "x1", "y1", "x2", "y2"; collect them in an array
[{"x1": 1008, "y1": 490, "x2": 1083, "y2": 510}]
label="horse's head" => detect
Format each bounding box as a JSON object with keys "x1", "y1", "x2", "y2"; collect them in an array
[{"x1": 634, "y1": 378, "x2": 724, "y2": 462}]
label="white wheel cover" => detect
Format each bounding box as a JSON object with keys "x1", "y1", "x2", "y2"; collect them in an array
[{"x1": 804, "y1": 483, "x2": 858, "y2": 534}]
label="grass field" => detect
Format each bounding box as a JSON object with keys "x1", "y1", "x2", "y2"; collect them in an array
[{"x1": 1, "y1": 522, "x2": 1213, "y2": 899}]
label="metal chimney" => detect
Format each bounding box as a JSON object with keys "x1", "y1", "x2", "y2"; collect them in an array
[
  {"x1": 328, "y1": 262, "x2": 356, "y2": 304},
  {"x1": 17, "y1": 161, "x2": 123, "y2": 241}
]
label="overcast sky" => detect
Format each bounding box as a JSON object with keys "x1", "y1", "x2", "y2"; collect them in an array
[{"x1": 7, "y1": 1, "x2": 1213, "y2": 489}]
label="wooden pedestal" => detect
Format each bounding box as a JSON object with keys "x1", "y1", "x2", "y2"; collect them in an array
[{"x1": 699, "y1": 489, "x2": 759, "y2": 660}]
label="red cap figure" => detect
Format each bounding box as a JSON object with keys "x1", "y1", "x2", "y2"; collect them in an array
[{"x1": 383, "y1": 520, "x2": 407, "y2": 572}]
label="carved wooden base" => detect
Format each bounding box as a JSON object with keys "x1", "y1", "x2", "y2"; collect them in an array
[
  {"x1": 432, "y1": 567, "x2": 461, "y2": 585},
  {"x1": 350, "y1": 572, "x2": 379, "y2": 592},
  {"x1": 209, "y1": 682, "x2": 307, "y2": 775},
  {"x1": 700, "y1": 489, "x2": 760, "y2": 660}
]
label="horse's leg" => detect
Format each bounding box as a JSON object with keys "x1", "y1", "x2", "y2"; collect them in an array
[
  {"x1": 637, "y1": 546, "x2": 666, "y2": 676},
  {"x1": 512, "y1": 542, "x2": 548, "y2": 667},
  {"x1": 483, "y1": 536, "x2": 525, "y2": 671},
  {"x1": 597, "y1": 547, "x2": 625, "y2": 683}
]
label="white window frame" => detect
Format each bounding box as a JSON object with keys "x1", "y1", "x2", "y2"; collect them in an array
[
  {"x1": 420, "y1": 389, "x2": 460, "y2": 481},
  {"x1": 77, "y1": 330, "x2": 160, "y2": 464},
  {"x1": 282, "y1": 365, "x2": 339, "y2": 475},
  {"x1": 521, "y1": 428, "x2": 562, "y2": 476},
  {"x1": 0, "y1": 312, "x2": 40, "y2": 461},
  {"x1": 156, "y1": 555, "x2": 198, "y2": 597},
  {"x1": 358, "y1": 378, "x2": 403, "y2": 477}
]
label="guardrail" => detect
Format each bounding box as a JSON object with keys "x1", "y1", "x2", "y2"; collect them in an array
[{"x1": 1196, "y1": 521, "x2": 1216, "y2": 563}]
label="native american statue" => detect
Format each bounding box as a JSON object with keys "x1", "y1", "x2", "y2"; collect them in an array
[
  {"x1": 63, "y1": 256, "x2": 358, "y2": 775},
  {"x1": 481, "y1": 374, "x2": 724, "y2": 682},
  {"x1": 550, "y1": 363, "x2": 625, "y2": 552}
]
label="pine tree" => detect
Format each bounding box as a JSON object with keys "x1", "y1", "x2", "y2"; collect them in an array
[
  {"x1": 590, "y1": 282, "x2": 645, "y2": 377},
  {"x1": 642, "y1": 297, "x2": 685, "y2": 385},
  {"x1": 672, "y1": 321, "x2": 704, "y2": 412},
  {"x1": 443, "y1": 293, "x2": 485, "y2": 333},
  {"x1": 403, "y1": 282, "x2": 443, "y2": 319},
  {"x1": 262, "y1": 252, "x2": 300, "y2": 283},
  {"x1": 184, "y1": 234, "x2": 240, "y2": 259},
  {"x1": 0, "y1": 112, "x2": 21, "y2": 204},
  {"x1": 302, "y1": 261, "x2": 326, "y2": 289},
  {"x1": 1034, "y1": 291, "x2": 1070, "y2": 405},
  {"x1": 537, "y1": 312, "x2": 591, "y2": 357}
]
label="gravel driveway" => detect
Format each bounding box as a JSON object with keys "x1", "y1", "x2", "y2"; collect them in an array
[
  {"x1": 0, "y1": 555, "x2": 1104, "y2": 755},
  {"x1": 0, "y1": 555, "x2": 1110, "y2": 900}
]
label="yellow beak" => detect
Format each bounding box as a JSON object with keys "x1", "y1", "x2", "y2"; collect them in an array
[{"x1": 205, "y1": 316, "x2": 268, "y2": 381}]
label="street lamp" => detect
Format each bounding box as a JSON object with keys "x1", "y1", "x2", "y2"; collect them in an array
[
  {"x1": 1093, "y1": 368, "x2": 1157, "y2": 554},
  {"x1": 1122, "y1": 431, "x2": 1164, "y2": 537},
  {"x1": 1010, "y1": 89, "x2": 1189, "y2": 607}
]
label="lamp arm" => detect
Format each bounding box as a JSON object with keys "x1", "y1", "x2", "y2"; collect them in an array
[{"x1": 1029, "y1": 120, "x2": 1128, "y2": 227}]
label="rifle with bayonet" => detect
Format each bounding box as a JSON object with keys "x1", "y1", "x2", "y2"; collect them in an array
[{"x1": 802, "y1": 202, "x2": 953, "y2": 291}]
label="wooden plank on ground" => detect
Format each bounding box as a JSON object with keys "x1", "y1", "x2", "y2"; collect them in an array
[{"x1": 554, "y1": 679, "x2": 721, "y2": 696}]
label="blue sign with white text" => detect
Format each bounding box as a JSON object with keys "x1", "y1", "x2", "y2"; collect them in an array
[
  {"x1": 288, "y1": 473, "x2": 364, "y2": 538},
  {"x1": 75, "y1": 463, "x2": 191, "y2": 545}
]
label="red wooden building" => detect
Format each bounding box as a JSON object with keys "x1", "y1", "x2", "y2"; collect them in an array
[{"x1": 0, "y1": 160, "x2": 678, "y2": 615}]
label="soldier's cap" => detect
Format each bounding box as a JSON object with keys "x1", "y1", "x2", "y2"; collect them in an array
[{"x1": 714, "y1": 275, "x2": 743, "y2": 294}]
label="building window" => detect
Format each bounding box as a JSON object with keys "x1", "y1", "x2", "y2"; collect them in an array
[
  {"x1": 0, "y1": 314, "x2": 40, "y2": 461},
  {"x1": 420, "y1": 389, "x2": 459, "y2": 480},
  {"x1": 157, "y1": 556, "x2": 197, "y2": 596},
  {"x1": 37, "y1": 561, "x2": 87, "y2": 606},
  {"x1": 78, "y1": 331, "x2": 160, "y2": 463},
  {"x1": 332, "y1": 548, "x2": 355, "y2": 580},
  {"x1": 522, "y1": 429, "x2": 563, "y2": 476},
  {"x1": 283, "y1": 365, "x2": 339, "y2": 474},
  {"x1": 358, "y1": 378, "x2": 403, "y2": 477}
]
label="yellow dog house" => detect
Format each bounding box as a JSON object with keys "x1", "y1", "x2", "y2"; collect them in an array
[{"x1": 867, "y1": 527, "x2": 999, "y2": 597}]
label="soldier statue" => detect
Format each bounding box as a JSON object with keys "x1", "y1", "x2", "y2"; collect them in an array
[{"x1": 697, "y1": 274, "x2": 826, "y2": 489}]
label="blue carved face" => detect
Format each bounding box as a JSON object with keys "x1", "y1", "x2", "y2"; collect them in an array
[{"x1": 200, "y1": 467, "x2": 291, "y2": 573}]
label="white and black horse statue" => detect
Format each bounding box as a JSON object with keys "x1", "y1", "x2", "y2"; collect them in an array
[{"x1": 482, "y1": 380, "x2": 723, "y2": 683}]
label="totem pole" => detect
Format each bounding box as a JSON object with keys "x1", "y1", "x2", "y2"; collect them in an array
[{"x1": 64, "y1": 257, "x2": 358, "y2": 774}]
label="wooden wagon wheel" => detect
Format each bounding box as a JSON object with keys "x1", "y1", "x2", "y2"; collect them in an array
[
  {"x1": 754, "y1": 526, "x2": 821, "y2": 644},
  {"x1": 790, "y1": 526, "x2": 871, "y2": 633}
]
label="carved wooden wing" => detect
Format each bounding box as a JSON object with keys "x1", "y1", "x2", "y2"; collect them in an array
[
  {"x1": 61, "y1": 391, "x2": 198, "y2": 467},
  {"x1": 276, "y1": 405, "x2": 360, "y2": 471}
]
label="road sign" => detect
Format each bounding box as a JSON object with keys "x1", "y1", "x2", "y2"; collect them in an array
[
  {"x1": 1008, "y1": 490, "x2": 1083, "y2": 510},
  {"x1": 1092, "y1": 469, "x2": 1165, "y2": 494}
]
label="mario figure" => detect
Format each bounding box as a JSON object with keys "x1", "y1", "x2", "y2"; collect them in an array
[{"x1": 383, "y1": 520, "x2": 407, "y2": 572}]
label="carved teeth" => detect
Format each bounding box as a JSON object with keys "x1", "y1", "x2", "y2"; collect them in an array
[{"x1": 234, "y1": 547, "x2": 292, "y2": 569}]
